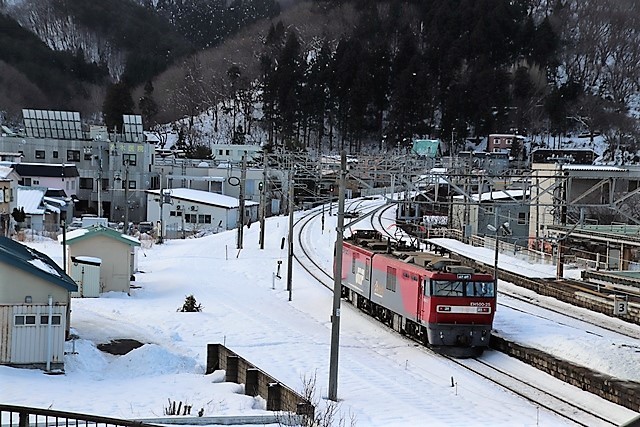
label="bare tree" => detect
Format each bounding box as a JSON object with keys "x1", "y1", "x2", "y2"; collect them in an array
[
  {"x1": 556, "y1": 0, "x2": 640, "y2": 107},
  {"x1": 277, "y1": 372, "x2": 356, "y2": 427}
]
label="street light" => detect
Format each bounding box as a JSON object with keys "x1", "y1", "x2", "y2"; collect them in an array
[{"x1": 487, "y1": 207, "x2": 511, "y2": 287}]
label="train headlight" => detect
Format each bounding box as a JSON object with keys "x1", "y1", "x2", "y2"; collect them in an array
[
  {"x1": 482, "y1": 330, "x2": 487, "y2": 337},
  {"x1": 439, "y1": 331, "x2": 444, "y2": 339}
]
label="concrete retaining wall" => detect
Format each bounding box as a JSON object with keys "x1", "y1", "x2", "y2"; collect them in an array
[
  {"x1": 491, "y1": 335, "x2": 640, "y2": 412},
  {"x1": 206, "y1": 344, "x2": 314, "y2": 418}
]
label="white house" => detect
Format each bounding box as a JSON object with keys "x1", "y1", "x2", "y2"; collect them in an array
[
  {"x1": 0, "y1": 236, "x2": 77, "y2": 370},
  {"x1": 13, "y1": 163, "x2": 79, "y2": 196},
  {"x1": 16, "y1": 186, "x2": 62, "y2": 233},
  {"x1": 145, "y1": 188, "x2": 259, "y2": 238}
]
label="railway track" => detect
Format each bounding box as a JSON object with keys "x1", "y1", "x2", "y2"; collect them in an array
[
  {"x1": 447, "y1": 356, "x2": 618, "y2": 427},
  {"x1": 293, "y1": 201, "x2": 623, "y2": 426},
  {"x1": 369, "y1": 204, "x2": 640, "y2": 341}
]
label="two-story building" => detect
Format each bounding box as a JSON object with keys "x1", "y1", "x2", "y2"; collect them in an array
[{"x1": 488, "y1": 133, "x2": 526, "y2": 156}]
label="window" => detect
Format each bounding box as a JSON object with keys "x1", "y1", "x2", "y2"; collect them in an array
[
  {"x1": 33, "y1": 180, "x2": 39, "y2": 185},
  {"x1": 84, "y1": 152, "x2": 92, "y2": 160},
  {"x1": 386, "y1": 267, "x2": 397, "y2": 292},
  {"x1": 23, "y1": 178, "x2": 32, "y2": 186},
  {"x1": 185, "y1": 214, "x2": 197, "y2": 223},
  {"x1": 79, "y1": 178, "x2": 93, "y2": 189},
  {"x1": 198, "y1": 214, "x2": 211, "y2": 224},
  {"x1": 15, "y1": 315, "x2": 36, "y2": 325},
  {"x1": 123, "y1": 154, "x2": 137, "y2": 166},
  {"x1": 352, "y1": 255, "x2": 356, "y2": 274},
  {"x1": 52, "y1": 150, "x2": 59, "y2": 159},
  {"x1": 35, "y1": 150, "x2": 45, "y2": 159},
  {"x1": 40, "y1": 315, "x2": 61, "y2": 325},
  {"x1": 464, "y1": 282, "x2": 495, "y2": 297},
  {"x1": 67, "y1": 150, "x2": 80, "y2": 162},
  {"x1": 102, "y1": 178, "x2": 109, "y2": 190},
  {"x1": 128, "y1": 180, "x2": 136, "y2": 189},
  {"x1": 518, "y1": 212, "x2": 527, "y2": 225},
  {"x1": 365, "y1": 259, "x2": 370, "y2": 281},
  {"x1": 432, "y1": 280, "x2": 464, "y2": 296}
]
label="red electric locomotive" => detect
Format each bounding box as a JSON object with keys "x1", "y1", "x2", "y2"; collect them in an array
[{"x1": 339, "y1": 230, "x2": 496, "y2": 356}]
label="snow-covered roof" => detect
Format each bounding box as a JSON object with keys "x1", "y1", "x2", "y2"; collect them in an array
[
  {"x1": 0, "y1": 165, "x2": 13, "y2": 179},
  {"x1": 562, "y1": 165, "x2": 627, "y2": 172},
  {"x1": 73, "y1": 255, "x2": 102, "y2": 265},
  {"x1": 17, "y1": 187, "x2": 46, "y2": 215},
  {"x1": 147, "y1": 188, "x2": 258, "y2": 209},
  {"x1": 453, "y1": 189, "x2": 527, "y2": 202},
  {"x1": 43, "y1": 196, "x2": 66, "y2": 205},
  {"x1": 60, "y1": 225, "x2": 140, "y2": 247}
]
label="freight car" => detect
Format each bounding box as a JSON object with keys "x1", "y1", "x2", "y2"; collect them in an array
[{"x1": 338, "y1": 230, "x2": 496, "y2": 357}]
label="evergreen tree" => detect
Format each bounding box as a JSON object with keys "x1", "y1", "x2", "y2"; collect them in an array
[
  {"x1": 138, "y1": 80, "x2": 159, "y2": 128},
  {"x1": 275, "y1": 31, "x2": 303, "y2": 150},
  {"x1": 103, "y1": 82, "x2": 135, "y2": 132}
]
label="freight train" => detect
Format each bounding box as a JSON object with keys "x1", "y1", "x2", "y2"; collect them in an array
[{"x1": 338, "y1": 230, "x2": 496, "y2": 357}]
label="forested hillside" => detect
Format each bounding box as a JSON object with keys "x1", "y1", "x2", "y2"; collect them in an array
[{"x1": 0, "y1": 0, "x2": 638, "y2": 160}]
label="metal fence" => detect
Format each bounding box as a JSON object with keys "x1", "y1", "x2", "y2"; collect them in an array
[{"x1": 0, "y1": 404, "x2": 160, "y2": 427}]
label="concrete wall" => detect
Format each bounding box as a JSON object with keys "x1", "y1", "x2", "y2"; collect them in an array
[
  {"x1": 491, "y1": 335, "x2": 640, "y2": 412},
  {"x1": 206, "y1": 344, "x2": 314, "y2": 418}
]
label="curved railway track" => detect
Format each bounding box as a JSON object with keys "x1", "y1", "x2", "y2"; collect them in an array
[
  {"x1": 369, "y1": 204, "x2": 640, "y2": 341},
  {"x1": 293, "y1": 200, "x2": 619, "y2": 426}
]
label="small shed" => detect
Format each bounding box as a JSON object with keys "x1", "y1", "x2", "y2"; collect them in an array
[
  {"x1": 60, "y1": 225, "x2": 140, "y2": 295},
  {"x1": 0, "y1": 236, "x2": 77, "y2": 369},
  {"x1": 69, "y1": 256, "x2": 102, "y2": 298}
]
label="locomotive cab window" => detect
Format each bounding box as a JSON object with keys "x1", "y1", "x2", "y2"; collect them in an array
[
  {"x1": 431, "y1": 280, "x2": 464, "y2": 296},
  {"x1": 465, "y1": 281, "x2": 495, "y2": 297},
  {"x1": 364, "y1": 259, "x2": 370, "y2": 281}
]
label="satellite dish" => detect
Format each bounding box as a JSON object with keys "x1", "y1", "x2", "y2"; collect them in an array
[{"x1": 228, "y1": 176, "x2": 240, "y2": 186}]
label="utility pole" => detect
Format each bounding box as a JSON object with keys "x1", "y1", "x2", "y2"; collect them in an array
[
  {"x1": 286, "y1": 166, "x2": 294, "y2": 301},
  {"x1": 97, "y1": 154, "x2": 103, "y2": 218},
  {"x1": 493, "y1": 207, "x2": 500, "y2": 288},
  {"x1": 328, "y1": 150, "x2": 347, "y2": 401},
  {"x1": 556, "y1": 172, "x2": 567, "y2": 279},
  {"x1": 124, "y1": 160, "x2": 130, "y2": 234},
  {"x1": 259, "y1": 151, "x2": 267, "y2": 249},
  {"x1": 237, "y1": 155, "x2": 247, "y2": 249}
]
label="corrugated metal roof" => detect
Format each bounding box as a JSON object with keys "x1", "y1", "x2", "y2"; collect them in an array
[{"x1": 17, "y1": 186, "x2": 46, "y2": 214}]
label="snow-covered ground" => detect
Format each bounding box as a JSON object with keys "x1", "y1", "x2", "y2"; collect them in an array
[{"x1": 2, "y1": 206, "x2": 639, "y2": 426}]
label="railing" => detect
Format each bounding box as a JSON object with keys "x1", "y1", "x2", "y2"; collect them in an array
[{"x1": 0, "y1": 404, "x2": 160, "y2": 427}]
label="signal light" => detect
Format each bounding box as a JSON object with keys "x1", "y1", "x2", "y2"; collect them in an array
[
  {"x1": 330, "y1": 184, "x2": 335, "y2": 192},
  {"x1": 258, "y1": 182, "x2": 264, "y2": 192}
]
